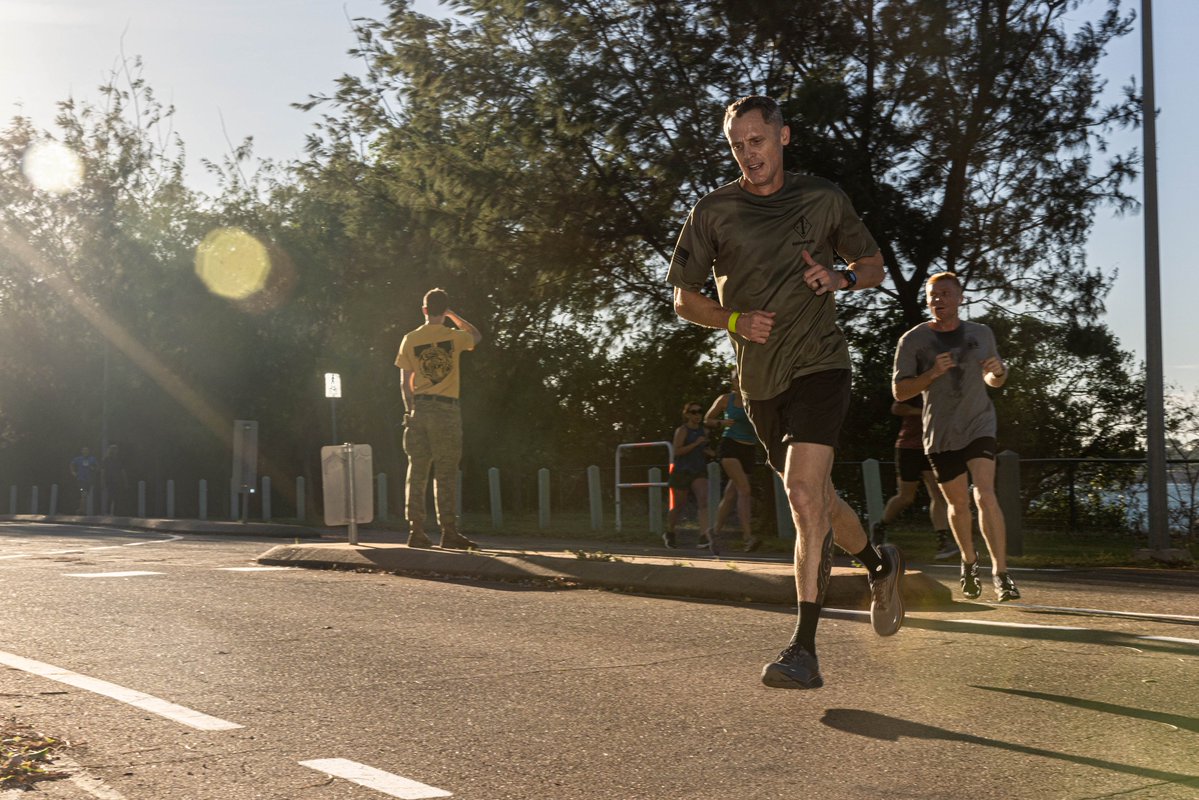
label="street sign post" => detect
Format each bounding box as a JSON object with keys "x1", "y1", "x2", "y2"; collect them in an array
[
  {"x1": 231, "y1": 420, "x2": 258, "y2": 523},
  {"x1": 321, "y1": 443, "x2": 373, "y2": 544},
  {"x1": 324, "y1": 373, "x2": 341, "y2": 444}
]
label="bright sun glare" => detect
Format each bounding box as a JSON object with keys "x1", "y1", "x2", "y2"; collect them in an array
[
  {"x1": 21, "y1": 140, "x2": 84, "y2": 194},
  {"x1": 194, "y1": 227, "x2": 272, "y2": 300}
]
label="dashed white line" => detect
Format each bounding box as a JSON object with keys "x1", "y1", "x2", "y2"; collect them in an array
[
  {"x1": 0, "y1": 650, "x2": 243, "y2": 731},
  {"x1": 217, "y1": 566, "x2": 294, "y2": 572},
  {"x1": 65, "y1": 571, "x2": 164, "y2": 578},
  {"x1": 299, "y1": 759, "x2": 452, "y2": 799}
]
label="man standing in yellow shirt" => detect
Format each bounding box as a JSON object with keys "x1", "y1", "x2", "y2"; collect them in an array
[{"x1": 395, "y1": 288, "x2": 482, "y2": 549}]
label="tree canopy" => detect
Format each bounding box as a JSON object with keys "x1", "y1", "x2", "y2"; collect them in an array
[{"x1": 0, "y1": 0, "x2": 1155, "y2": 519}]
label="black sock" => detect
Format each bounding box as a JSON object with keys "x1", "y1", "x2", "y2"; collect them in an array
[
  {"x1": 789, "y1": 601, "x2": 822, "y2": 655},
  {"x1": 855, "y1": 544, "x2": 888, "y2": 579}
]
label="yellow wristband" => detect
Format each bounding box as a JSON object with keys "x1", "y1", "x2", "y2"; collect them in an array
[{"x1": 728, "y1": 311, "x2": 741, "y2": 333}]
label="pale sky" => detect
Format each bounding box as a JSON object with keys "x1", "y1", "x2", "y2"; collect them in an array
[{"x1": 2, "y1": 0, "x2": 1195, "y2": 395}]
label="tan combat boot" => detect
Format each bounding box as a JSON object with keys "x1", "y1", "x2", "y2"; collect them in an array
[
  {"x1": 438, "y1": 524, "x2": 477, "y2": 550},
  {"x1": 406, "y1": 520, "x2": 433, "y2": 549}
]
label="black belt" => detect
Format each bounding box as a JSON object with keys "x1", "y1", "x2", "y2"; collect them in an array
[{"x1": 413, "y1": 395, "x2": 458, "y2": 405}]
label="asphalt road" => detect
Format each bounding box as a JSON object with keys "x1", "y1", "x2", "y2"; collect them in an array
[{"x1": 1, "y1": 522, "x2": 1196, "y2": 799}]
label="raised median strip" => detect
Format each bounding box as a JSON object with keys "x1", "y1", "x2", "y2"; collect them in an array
[{"x1": 255, "y1": 541, "x2": 953, "y2": 609}]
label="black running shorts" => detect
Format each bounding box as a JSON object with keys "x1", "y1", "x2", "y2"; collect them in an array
[
  {"x1": 745, "y1": 369, "x2": 851, "y2": 473},
  {"x1": 928, "y1": 436, "x2": 998, "y2": 484}
]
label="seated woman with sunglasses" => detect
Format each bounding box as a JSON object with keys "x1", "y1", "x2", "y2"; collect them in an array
[{"x1": 664, "y1": 402, "x2": 713, "y2": 551}]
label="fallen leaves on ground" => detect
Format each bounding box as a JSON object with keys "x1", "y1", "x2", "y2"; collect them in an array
[{"x1": 1, "y1": 721, "x2": 70, "y2": 788}]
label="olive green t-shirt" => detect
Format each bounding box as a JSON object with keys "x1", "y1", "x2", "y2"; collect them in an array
[{"x1": 667, "y1": 172, "x2": 879, "y2": 400}]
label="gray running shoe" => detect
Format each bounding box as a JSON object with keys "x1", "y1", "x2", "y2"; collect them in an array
[
  {"x1": 934, "y1": 531, "x2": 960, "y2": 560},
  {"x1": 761, "y1": 643, "x2": 823, "y2": 689},
  {"x1": 993, "y1": 572, "x2": 1021, "y2": 602},
  {"x1": 960, "y1": 560, "x2": 982, "y2": 599},
  {"x1": 869, "y1": 543, "x2": 905, "y2": 637}
]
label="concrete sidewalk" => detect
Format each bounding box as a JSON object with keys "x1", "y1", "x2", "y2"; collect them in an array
[
  {"x1": 256, "y1": 531, "x2": 953, "y2": 609},
  {"x1": 2, "y1": 513, "x2": 950, "y2": 608}
]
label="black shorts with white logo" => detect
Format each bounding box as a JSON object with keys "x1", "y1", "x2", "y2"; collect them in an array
[{"x1": 928, "y1": 436, "x2": 997, "y2": 484}]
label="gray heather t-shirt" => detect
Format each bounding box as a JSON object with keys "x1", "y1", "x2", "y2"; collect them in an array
[
  {"x1": 893, "y1": 321, "x2": 1000, "y2": 454},
  {"x1": 667, "y1": 172, "x2": 879, "y2": 401}
]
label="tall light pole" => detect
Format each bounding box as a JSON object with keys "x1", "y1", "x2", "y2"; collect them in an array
[{"x1": 1141, "y1": 0, "x2": 1169, "y2": 552}]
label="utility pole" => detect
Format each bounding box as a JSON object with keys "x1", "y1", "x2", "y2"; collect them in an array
[{"x1": 1140, "y1": 0, "x2": 1170, "y2": 553}]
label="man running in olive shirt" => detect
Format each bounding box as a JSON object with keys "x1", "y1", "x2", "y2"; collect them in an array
[{"x1": 668, "y1": 95, "x2": 904, "y2": 690}]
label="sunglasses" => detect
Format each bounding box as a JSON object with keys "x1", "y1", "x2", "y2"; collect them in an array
[{"x1": 686, "y1": 408, "x2": 703, "y2": 414}]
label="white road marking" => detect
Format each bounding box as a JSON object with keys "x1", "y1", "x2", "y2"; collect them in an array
[
  {"x1": 1138, "y1": 635, "x2": 1199, "y2": 646},
  {"x1": 217, "y1": 566, "x2": 294, "y2": 572},
  {"x1": 0, "y1": 534, "x2": 181, "y2": 561},
  {"x1": 0, "y1": 650, "x2": 243, "y2": 731},
  {"x1": 946, "y1": 618, "x2": 1088, "y2": 631},
  {"x1": 60, "y1": 755, "x2": 130, "y2": 799},
  {"x1": 1006, "y1": 602, "x2": 1199, "y2": 625},
  {"x1": 65, "y1": 571, "x2": 164, "y2": 578},
  {"x1": 299, "y1": 759, "x2": 452, "y2": 799}
]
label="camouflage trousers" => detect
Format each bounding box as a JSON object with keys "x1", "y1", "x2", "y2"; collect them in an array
[{"x1": 403, "y1": 401, "x2": 462, "y2": 530}]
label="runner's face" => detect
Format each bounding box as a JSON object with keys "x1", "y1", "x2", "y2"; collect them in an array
[
  {"x1": 725, "y1": 110, "x2": 790, "y2": 196},
  {"x1": 926, "y1": 280, "x2": 963, "y2": 323}
]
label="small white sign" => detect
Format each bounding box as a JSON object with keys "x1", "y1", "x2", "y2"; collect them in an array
[{"x1": 324, "y1": 372, "x2": 342, "y2": 398}]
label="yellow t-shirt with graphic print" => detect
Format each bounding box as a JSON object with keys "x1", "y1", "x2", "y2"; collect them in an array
[{"x1": 394, "y1": 323, "x2": 476, "y2": 399}]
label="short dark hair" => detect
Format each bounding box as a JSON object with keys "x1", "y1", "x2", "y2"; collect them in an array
[
  {"x1": 423, "y1": 288, "x2": 449, "y2": 316},
  {"x1": 724, "y1": 96, "x2": 785, "y2": 131}
]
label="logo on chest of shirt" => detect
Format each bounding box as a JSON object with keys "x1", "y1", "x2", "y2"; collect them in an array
[
  {"x1": 791, "y1": 215, "x2": 815, "y2": 247},
  {"x1": 415, "y1": 341, "x2": 455, "y2": 385}
]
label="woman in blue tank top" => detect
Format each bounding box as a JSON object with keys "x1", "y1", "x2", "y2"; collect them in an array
[
  {"x1": 703, "y1": 368, "x2": 762, "y2": 552},
  {"x1": 665, "y1": 401, "x2": 711, "y2": 549}
]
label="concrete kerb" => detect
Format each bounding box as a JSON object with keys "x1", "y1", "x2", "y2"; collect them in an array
[
  {"x1": 0, "y1": 514, "x2": 313, "y2": 539},
  {"x1": 255, "y1": 541, "x2": 953, "y2": 609}
]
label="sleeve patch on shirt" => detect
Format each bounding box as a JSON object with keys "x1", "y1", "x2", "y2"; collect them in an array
[{"x1": 669, "y1": 246, "x2": 690, "y2": 272}]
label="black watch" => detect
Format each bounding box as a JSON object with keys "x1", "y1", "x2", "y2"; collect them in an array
[{"x1": 837, "y1": 269, "x2": 857, "y2": 290}]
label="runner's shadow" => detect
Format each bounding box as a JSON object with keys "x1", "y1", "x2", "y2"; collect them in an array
[
  {"x1": 820, "y1": 708, "x2": 1199, "y2": 787},
  {"x1": 972, "y1": 685, "x2": 1199, "y2": 734}
]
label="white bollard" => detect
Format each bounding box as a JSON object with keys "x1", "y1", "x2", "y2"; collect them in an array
[
  {"x1": 648, "y1": 467, "x2": 663, "y2": 535},
  {"x1": 587, "y1": 465, "x2": 603, "y2": 530},
  {"x1": 489, "y1": 467, "x2": 503, "y2": 529},
  {"x1": 376, "y1": 472, "x2": 388, "y2": 522},
  {"x1": 30, "y1": 485, "x2": 39, "y2": 515}
]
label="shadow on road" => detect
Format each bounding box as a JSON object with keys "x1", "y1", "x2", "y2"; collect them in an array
[
  {"x1": 820, "y1": 708, "x2": 1199, "y2": 788},
  {"x1": 973, "y1": 685, "x2": 1199, "y2": 734}
]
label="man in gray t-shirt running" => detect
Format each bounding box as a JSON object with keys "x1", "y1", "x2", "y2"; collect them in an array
[
  {"x1": 669, "y1": 95, "x2": 905, "y2": 691},
  {"x1": 893, "y1": 272, "x2": 1020, "y2": 602}
]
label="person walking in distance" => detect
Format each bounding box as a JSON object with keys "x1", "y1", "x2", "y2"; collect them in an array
[
  {"x1": 669, "y1": 95, "x2": 904, "y2": 690},
  {"x1": 892, "y1": 272, "x2": 1020, "y2": 601},
  {"x1": 664, "y1": 402, "x2": 712, "y2": 551},
  {"x1": 872, "y1": 396, "x2": 955, "y2": 559},
  {"x1": 395, "y1": 288, "x2": 482, "y2": 550},
  {"x1": 69, "y1": 446, "x2": 98, "y2": 514},
  {"x1": 703, "y1": 368, "x2": 761, "y2": 552}
]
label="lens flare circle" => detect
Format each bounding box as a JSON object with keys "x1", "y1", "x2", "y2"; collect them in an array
[
  {"x1": 194, "y1": 227, "x2": 272, "y2": 300},
  {"x1": 21, "y1": 140, "x2": 84, "y2": 194}
]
